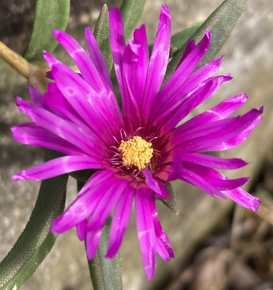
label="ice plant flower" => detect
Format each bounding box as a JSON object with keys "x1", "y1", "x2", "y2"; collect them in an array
[{"x1": 11, "y1": 5, "x2": 262, "y2": 280}]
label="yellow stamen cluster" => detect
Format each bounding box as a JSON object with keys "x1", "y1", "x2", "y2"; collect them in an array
[{"x1": 118, "y1": 136, "x2": 153, "y2": 170}]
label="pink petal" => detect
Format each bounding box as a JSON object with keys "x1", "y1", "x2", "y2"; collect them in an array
[
  {"x1": 76, "y1": 219, "x2": 88, "y2": 241},
  {"x1": 149, "y1": 197, "x2": 174, "y2": 261},
  {"x1": 109, "y1": 7, "x2": 126, "y2": 98},
  {"x1": 176, "y1": 93, "x2": 248, "y2": 134},
  {"x1": 181, "y1": 168, "x2": 226, "y2": 198},
  {"x1": 87, "y1": 178, "x2": 129, "y2": 232},
  {"x1": 167, "y1": 153, "x2": 183, "y2": 181},
  {"x1": 11, "y1": 123, "x2": 85, "y2": 156},
  {"x1": 51, "y1": 170, "x2": 115, "y2": 233},
  {"x1": 135, "y1": 188, "x2": 156, "y2": 280},
  {"x1": 12, "y1": 155, "x2": 106, "y2": 181},
  {"x1": 179, "y1": 153, "x2": 248, "y2": 170},
  {"x1": 86, "y1": 226, "x2": 103, "y2": 260},
  {"x1": 151, "y1": 29, "x2": 210, "y2": 121},
  {"x1": 85, "y1": 27, "x2": 114, "y2": 91},
  {"x1": 106, "y1": 185, "x2": 135, "y2": 258},
  {"x1": 15, "y1": 97, "x2": 103, "y2": 157},
  {"x1": 143, "y1": 169, "x2": 162, "y2": 194},
  {"x1": 201, "y1": 117, "x2": 262, "y2": 152},
  {"x1": 141, "y1": 5, "x2": 171, "y2": 123},
  {"x1": 223, "y1": 187, "x2": 261, "y2": 211}
]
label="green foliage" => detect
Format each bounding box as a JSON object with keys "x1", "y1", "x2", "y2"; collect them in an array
[
  {"x1": 0, "y1": 153, "x2": 67, "y2": 290},
  {"x1": 24, "y1": 0, "x2": 70, "y2": 62},
  {"x1": 120, "y1": 0, "x2": 146, "y2": 40},
  {"x1": 164, "y1": 0, "x2": 248, "y2": 84}
]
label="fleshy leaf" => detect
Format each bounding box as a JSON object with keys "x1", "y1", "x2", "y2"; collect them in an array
[
  {"x1": 160, "y1": 181, "x2": 179, "y2": 215},
  {"x1": 170, "y1": 22, "x2": 203, "y2": 49},
  {"x1": 164, "y1": 0, "x2": 248, "y2": 83},
  {"x1": 0, "y1": 152, "x2": 67, "y2": 289},
  {"x1": 23, "y1": 0, "x2": 70, "y2": 61},
  {"x1": 86, "y1": 215, "x2": 123, "y2": 290},
  {"x1": 94, "y1": 4, "x2": 113, "y2": 72},
  {"x1": 120, "y1": 0, "x2": 146, "y2": 39}
]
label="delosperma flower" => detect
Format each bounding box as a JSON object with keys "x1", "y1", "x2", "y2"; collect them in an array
[{"x1": 11, "y1": 5, "x2": 262, "y2": 280}]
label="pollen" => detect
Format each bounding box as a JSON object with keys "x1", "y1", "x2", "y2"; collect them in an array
[{"x1": 118, "y1": 136, "x2": 153, "y2": 170}]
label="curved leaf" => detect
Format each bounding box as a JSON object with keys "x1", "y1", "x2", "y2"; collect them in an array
[
  {"x1": 120, "y1": 0, "x2": 146, "y2": 39},
  {"x1": 94, "y1": 5, "x2": 112, "y2": 73},
  {"x1": 0, "y1": 154, "x2": 68, "y2": 290},
  {"x1": 171, "y1": 22, "x2": 203, "y2": 49},
  {"x1": 164, "y1": 0, "x2": 248, "y2": 84},
  {"x1": 75, "y1": 182, "x2": 123, "y2": 290},
  {"x1": 24, "y1": 0, "x2": 70, "y2": 62},
  {"x1": 87, "y1": 217, "x2": 123, "y2": 290}
]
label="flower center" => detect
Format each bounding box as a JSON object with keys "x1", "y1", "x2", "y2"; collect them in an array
[{"x1": 118, "y1": 136, "x2": 153, "y2": 170}]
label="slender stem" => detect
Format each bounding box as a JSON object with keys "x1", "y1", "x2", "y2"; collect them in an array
[
  {"x1": 77, "y1": 181, "x2": 123, "y2": 290},
  {"x1": 0, "y1": 41, "x2": 39, "y2": 79}
]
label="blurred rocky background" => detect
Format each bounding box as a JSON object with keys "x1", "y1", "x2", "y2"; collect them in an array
[{"x1": 1, "y1": 0, "x2": 273, "y2": 290}]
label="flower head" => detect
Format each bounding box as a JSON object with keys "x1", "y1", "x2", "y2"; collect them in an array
[{"x1": 11, "y1": 6, "x2": 262, "y2": 280}]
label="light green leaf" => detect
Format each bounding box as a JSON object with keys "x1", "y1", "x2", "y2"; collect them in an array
[
  {"x1": 94, "y1": 5, "x2": 113, "y2": 73},
  {"x1": 171, "y1": 22, "x2": 203, "y2": 49},
  {"x1": 164, "y1": 0, "x2": 248, "y2": 84},
  {"x1": 120, "y1": 0, "x2": 146, "y2": 40},
  {"x1": 77, "y1": 182, "x2": 123, "y2": 290},
  {"x1": 0, "y1": 153, "x2": 67, "y2": 290},
  {"x1": 24, "y1": 0, "x2": 70, "y2": 62}
]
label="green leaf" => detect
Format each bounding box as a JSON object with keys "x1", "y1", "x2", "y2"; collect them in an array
[
  {"x1": 76, "y1": 182, "x2": 123, "y2": 290},
  {"x1": 164, "y1": 0, "x2": 248, "y2": 84},
  {"x1": 149, "y1": 22, "x2": 203, "y2": 56},
  {"x1": 171, "y1": 22, "x2": 203, "y2": 49},
  {"x1": 87, "y1": 218, "x2": 123, "y2": 290},
  {"x1": 94, "y1": 5, "x2": 113, "y2": 73},
  {"x1": 23, "y1": 0, "x2": 70, "y2": 62},
  {"x1": 0, "y1": 154, "x2": 68, "y2": 290},
  {"x1": 120, "y1": 0, "x2": 146, "y2": 40}
]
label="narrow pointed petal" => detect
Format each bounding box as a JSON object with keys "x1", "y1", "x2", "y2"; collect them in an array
[
  {"x1": 179, "y1": 153, "x2": 248, "y2": 170},
  {"x1": 12, "y1": 155, "x2": 106, "y2": 181},
  {"x1": 85, "y1": 27, "x2": 114, "y2": 90},
  {"x1": 178, "y1": 39, "x2": 196, "y2": 65},
  {"x1": 87, "y1": 179, "x2": 129, "y2": 232},
  {"x1": 44, "y1": 92, "x2": 95, "y2": 136},
  {"x1": 109, "y1": 7, "x2": 126, "y2": 97},
  {"x1": 86, "y1": 226, "x2": 103, "y2": 260},
  {"x1": 151, "y1": 30, "x2": 210, "y2": 120},
  {"x1": 15, "y1": 97, "x2": 103, "y2": 156},
  {"x1": 176, "y1": 93, "x2": 248, "y2": 134},
  {"x1": 106, "y1": 186, "x2": 134, "y2": 258},
  {"x1": 156, "y1": 75, "x2": 232, "y2": 134},
  {"x1": 135, "y1": 188, "x2": 156, "y2": 280},
  {"x1": 51, "y1": 171, "x2": 115, "y2": 233},
  {"x1": 143, "y1": 169, "x2": 162, "y2": 195},
  {"x1": 29, "y1": 85, "x2": 44, "y2": 106},
  {"x1": 44, "y1": 52, "x2": 123, "y2": 134},
  {"x1": 141, "y1": 6, "x2": 171, "y2": 123},
  {"x1": 155, "y1": 179, "x2": 170, "y2": 199},
  {"x1": 53, "y1": 30, "x2": 105, "y2": 94},
  {"x1": 182, "y1": 161, "x2": 249, "y2": 190},
  {"x1": 177, "y1": 108, "x2": 263, "y2": 153},
  {"x1": 76, "y1": 219, "x2": 88, "y2": 241},
  {"x1": 149, "y1": 197, "x2": 174, "y2": 261},
  {"x1": 181, "y1": 168, "x2": 226, "y2": 198},
  {"x1": 201, "y1": 117, "x2": 262, "y2": 152},
  {"x1": 167, "y1": 154, "x2": 183, "y2": 181},
  {"x1": 11, "y1": 123, "x2": 85, "y2": 156},
  {"x1": 223, "y1": 188, "x2": 261, "y2": 211}
]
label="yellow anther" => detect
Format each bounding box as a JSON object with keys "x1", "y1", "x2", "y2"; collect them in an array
[{"x1": 118, "y1": 136, "x2": 153, "y2": 170}]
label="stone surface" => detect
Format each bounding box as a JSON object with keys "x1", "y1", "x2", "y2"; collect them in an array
[{"x1": 0, "y1": 0, "x2": 273, "y2": 290}]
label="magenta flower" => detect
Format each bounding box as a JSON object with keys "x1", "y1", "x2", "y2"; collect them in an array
[{"x1": 11, "y1": 6, "x2": 262, "y2": 280}]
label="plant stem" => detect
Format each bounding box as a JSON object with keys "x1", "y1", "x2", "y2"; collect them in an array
[{"x1": 77, "y1": 181, "x2": 123, "y2": 290}]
